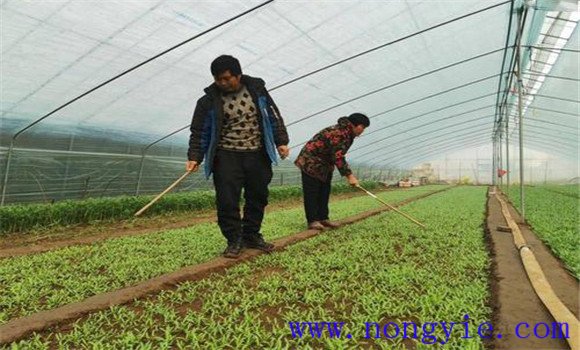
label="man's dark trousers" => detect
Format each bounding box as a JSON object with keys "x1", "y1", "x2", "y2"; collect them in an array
[
  {"x1": 301, "y1": 171, "x2": 332, "y2": 224},
  {"x1": 212, "y1": 149, "x2": 273, "y2": 244}
]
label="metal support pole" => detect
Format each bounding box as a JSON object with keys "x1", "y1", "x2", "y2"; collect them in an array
[
  {"x1": 492, "y1": 139, "x2": 496, "y2": 186},
  {"x1": 499, "y1": 131, "x2": 503, "y2": 187},
  {"x1": 135, "y1": 153, "x2": 147, "y2": 196},
  {"x1": 505, "y1": 108, "x2": 510, "y2": 194},
  {"x1": 516, "y1": 7, "x2": 525, "y2": 219},
  {"x1": 497, "y1": 140, "x2": 501, "y2": 185},
  {"x1": 0, "y1": 141, "x2": 14, "y2": 206},
  {"x1": 135, "y1": 126, "x2": 189, "y2": 196},
  {"x1": 62, "y1": 134, "x2": 75, "y2": 197}
]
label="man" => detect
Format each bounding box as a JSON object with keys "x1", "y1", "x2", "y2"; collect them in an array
[
  {"x1": 294, "y1": 113, "x2": 370, "y2": 230},
  {"x1": 186, "y1": 55, "x2": 290, "y2": 258}
]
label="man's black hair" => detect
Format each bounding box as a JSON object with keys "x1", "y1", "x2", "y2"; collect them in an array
[
  {"x1": 348, "y1": 113, "x2": 370, "y2": 127},
  {"x1": 211, "y1": 55, "x2": 242, "y2": 76}
]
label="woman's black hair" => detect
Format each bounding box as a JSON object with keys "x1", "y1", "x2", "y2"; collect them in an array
[{"x1": 347, "y1": 113, "x2": 370, "y2": 127}]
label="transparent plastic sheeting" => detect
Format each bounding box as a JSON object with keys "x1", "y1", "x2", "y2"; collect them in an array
[
  {"x1": 499, "y1": 4, "x2": 579, "y2": 166},
  {"x1": 508, "y1": 16, "x2": 578, "y2": 160},
  {"x1": 3, "y1": 1, "x2": 510, "y2": 146},
  {"x1": 0, "y1": 1, "x2": 577, "y2": 204}
]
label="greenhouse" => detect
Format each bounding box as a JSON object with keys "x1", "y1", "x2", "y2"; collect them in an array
[{"x1": 0, "y1": 0, "x2": 578, "y2": 349}]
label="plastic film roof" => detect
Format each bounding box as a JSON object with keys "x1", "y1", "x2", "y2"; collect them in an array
[
  {"x1": 2, "y1": 1, "x2": 512, "y2": 150},
  {"x1": 0, "y1": 0, "x2": 578, "y2": 202},
  {"x1": 503, "y1": 10, "x2": 579, "y2": 161}
]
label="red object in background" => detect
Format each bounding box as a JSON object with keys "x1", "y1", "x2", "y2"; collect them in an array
[{"x1": 497, "y1": 169, "x2": 507, "y2": 177}]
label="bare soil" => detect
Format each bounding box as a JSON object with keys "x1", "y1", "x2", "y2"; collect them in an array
[{"x1": 486, "y1": 188, "x2": 578, "y2": 350}]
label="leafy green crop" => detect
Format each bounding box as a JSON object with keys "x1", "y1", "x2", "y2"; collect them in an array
[
  {"x1": 501, "y1": 185, "x2": 579, "y2": 276},
  {"x1": 538, "y1": 184, "x2": 579, "y2": 199},
  {"x1": 0, "y1": 185, "x2": 447, "y2": 325},
  {"x1": 9, "y1": 186, "x2": 488, "y2": 349},
  {"x1": 0, "y1": 181, "x2": 380, "y2": 235}
]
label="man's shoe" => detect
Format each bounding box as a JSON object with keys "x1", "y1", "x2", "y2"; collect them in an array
[
  {"x1": 243, "y1": 235, "x2": 275, "y2": 252},
  {"x1": 223, "y1": 241, "x2": 242, "y2": 259},
  {"x1": 308, "y1": 221, "x2": 325, "y2": 230},
  {"x1": 320, "y1": 220, "x2": 340, "y2": 228}
]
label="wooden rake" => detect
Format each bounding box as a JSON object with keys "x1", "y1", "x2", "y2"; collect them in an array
[
  {"x1": 355, "y1": 184, "x2": 426, "y2": 229},
  {"x1": 134, "y1": 171, "x2": 191, "y2": 217}
]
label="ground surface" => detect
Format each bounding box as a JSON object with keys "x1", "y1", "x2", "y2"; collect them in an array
[
  {"x1": 487, "y1": 189, "x2": 578, "y2": 350},
  {"x1": 2, "y1": 185, "x2": 578, "y2": 349}
]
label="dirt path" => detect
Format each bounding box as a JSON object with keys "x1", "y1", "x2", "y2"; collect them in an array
[
  {"x1": 486, "y1": 188, "x2": 578, "y2": 350},
  {"x1": 0, "y1": 187, "x2": 449, "y2": 345},
  {"x1": 0, "y1": 189, "x2": 390, "y2": 258}
]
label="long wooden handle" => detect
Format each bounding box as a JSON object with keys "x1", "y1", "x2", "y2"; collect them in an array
[
  {"x1": 134, "y1": 171, "x2": 192, "y2": 217},
  {"x1": 356, "y1": 184, "x2": 426, "y2": 229}
]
